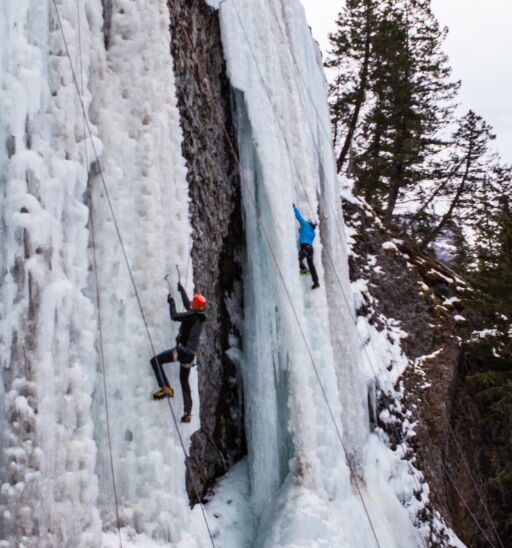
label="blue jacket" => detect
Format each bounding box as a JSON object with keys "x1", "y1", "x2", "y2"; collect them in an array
[{"x1": 294, "y1": 206, "x2": 316, "y2": 245}]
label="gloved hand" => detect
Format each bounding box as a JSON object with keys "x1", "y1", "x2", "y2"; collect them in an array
[
  {"x1": 177, "y1": 282, "x2": 184, "y2": 292},
  {"x1": 292, "y1": 203, "x2": 296, "y2": 208},
  {"x1": 167, "y1": 294, "x2": 174, "y2": 304}
]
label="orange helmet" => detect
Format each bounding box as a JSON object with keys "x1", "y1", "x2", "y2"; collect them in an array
[{"x1": 191, "y1": 294, "x2": 207, "y2": 311}]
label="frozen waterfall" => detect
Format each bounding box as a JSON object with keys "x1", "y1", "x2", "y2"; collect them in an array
[
  {"x1": 1, "y1": 0, "x2": 461, "y2": 547},
  {"x1": 215, "y1": 0, "x2": 423, "y2": 546}
]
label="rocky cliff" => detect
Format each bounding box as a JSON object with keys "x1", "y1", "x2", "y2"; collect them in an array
[
  {"x1": 344, "y1": 196, "x2": 502, "y2": 546},
  {"x1": 168, "y1": 0, "x2": 246, "y2": 503}
]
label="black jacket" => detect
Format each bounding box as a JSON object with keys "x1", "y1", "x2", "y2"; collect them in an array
[{"x1": 169, "y1": 286, "x2": 206, "y2": 354}]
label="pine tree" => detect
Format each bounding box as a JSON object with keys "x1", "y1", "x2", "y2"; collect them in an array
[
  {"x1": 464, "y1": 173, "x2": 512, "y2": 539},
  {"x1": 348, "y1": 0, "x2": 459, "y2": 222},
  {"x1": 353, "y1": 10, "x2": 415, "y2": 208},
  {"x1": 325, "y1": 0, "x2": 380, "y2": 173},
  {"x1": 469, "y1": 166, "x2": 512, "y2": 313}
]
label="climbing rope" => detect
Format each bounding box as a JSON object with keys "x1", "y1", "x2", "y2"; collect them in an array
[
  {"x1": 88, "y1": 172, "x2": 124, "y2": 545},
  {"x1": 207, "y1": 1, "x2": 498, "y2": 545},
  {"x1": 74, "y1": 0, "x2": 123, "y2": 544},
  {"x1": 51, "y1": 1, "x2": 217, "y2": 546},
  {"x1": 229, "y1": 3, "x2": 501, "y2": 546},
  {"x1": 258, "y1": 0, "x2": 425, "y2": 499},
  {"x1": 219, "y1": 5, "x2": 425, "y2": 543},
  {"x1": 181, "y1": 26, "x2": 383, "y2": 548},
  {"x1": 227, "y1": 2, "x2": 501, "y2": 542}
]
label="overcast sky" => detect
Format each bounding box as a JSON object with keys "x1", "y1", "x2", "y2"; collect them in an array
[{"x1": 301, "y1": 0, "x2": 512, "y2": 164}]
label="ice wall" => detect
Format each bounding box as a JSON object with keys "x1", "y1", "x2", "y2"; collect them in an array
[
  {"x1": 217, "y1": 0, "x2": 425, "y2": 546},
  {"x1": 0, "y1": 0, "x2": 211, "y2": 546},
  {"x1": 0, "y1": 1, "x2": 102, "y2": 544},
  {"x1": 87, "y1": 0, "x2": 197, "y2": 539}
]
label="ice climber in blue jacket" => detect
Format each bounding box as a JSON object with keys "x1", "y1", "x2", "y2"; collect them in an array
[{"x1": 293, "y1": 204, "x2": 320, "y2": 289}]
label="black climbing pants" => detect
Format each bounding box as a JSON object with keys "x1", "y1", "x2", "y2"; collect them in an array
[
  {"x1": 299, "y1": 244, "x2": 319, "y2": 284},
  {"x1": 150, "y1": 347, "x2": 194, "y2": 413}
]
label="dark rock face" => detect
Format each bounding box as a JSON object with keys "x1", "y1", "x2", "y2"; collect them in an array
[
  {"x1": 167, "y1": 0, "x2": 246, "y2": 503},
  {"x1": 344, "y1": 199, "x2": 499, "y2": 546}
]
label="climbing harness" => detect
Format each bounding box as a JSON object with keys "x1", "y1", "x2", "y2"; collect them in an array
[{"x1": 51, "y1": 1, "x2": 217, "y2": 547}]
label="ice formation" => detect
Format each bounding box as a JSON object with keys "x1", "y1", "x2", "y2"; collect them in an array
[{"x1": 0, "y1": 0, "x2": 464, "y2": 547}]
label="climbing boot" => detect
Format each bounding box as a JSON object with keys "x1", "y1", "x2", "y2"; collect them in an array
[
  {"x1": 311, "y1": 282, "x2": 320, "y2": 289},
  {"x1": 153, "y1": 386, "x2": 174, "y2": 400},
  {"x1": 300, "y1": 269, "x2": 310, "y2": 276},
  {"x1": 180, "y1": 412, "x2": 192, "y2": 423}
]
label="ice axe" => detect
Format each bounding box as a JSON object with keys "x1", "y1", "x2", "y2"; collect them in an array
[
  {"x1": 176, "y1": 264, "x2": 181, "y2": 286},
  {"x1": 164, "y1": 273, "x2": 172, "y2": 292}
]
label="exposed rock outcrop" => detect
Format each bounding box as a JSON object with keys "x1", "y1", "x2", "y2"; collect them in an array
[
  {"x1": 168, "y1": 0, "x2": 246, "y2": 503},
  {"x1": 344, "y1": 197, "x2": 500, "y2": 546}
]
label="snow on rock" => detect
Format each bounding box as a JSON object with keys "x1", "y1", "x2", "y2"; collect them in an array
[
  {"x1": 443, "y1": 296, "x2": 461, "y2": 307},
  {"x1": 382, "y1": 241, "x2": 399, "y2": 252},
  {"x1": 426, "y1": 268, "x2": 455, "y2": 284},
  {"x1": 204, "y1": 459, "x2": 255, "y2": 548},
  {"x1": 341, "y1": 191, "x2": 466, "y2": 546}
]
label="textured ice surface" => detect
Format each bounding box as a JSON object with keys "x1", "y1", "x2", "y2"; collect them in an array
[
  {"x1": 87, "y1": 0, "x2": 198, "y2": 540},
  {"x1": 217, "y1": 0, "x2": 427, "y2": 546},
  {"x1": 0, "y1": 0, "x2": 203, "y2": 546},
  {"x1": 0, "y1": 0, "x2": 102, "y2": 544}
]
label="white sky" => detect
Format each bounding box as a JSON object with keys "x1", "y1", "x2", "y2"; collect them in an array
[{"x1": 301, "y1": 0, "x2": 512, "y2": 164}]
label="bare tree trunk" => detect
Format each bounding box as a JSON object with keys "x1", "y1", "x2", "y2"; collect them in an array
[
  {"x1": 336, "y1": 3, "x2": 372, "y2": 174},
  {"x1": 420, "y1": 154, "x2": 472, "y2": 249},
  {"x1": 408, "y1": 159, "x2": 465, "y2": 227},
  {"x1": 384, "y1": 163, "x2": 404, "y2": 224},
  {"x1": 384, "y1": 108, "x2": 409, "y2": 224}
]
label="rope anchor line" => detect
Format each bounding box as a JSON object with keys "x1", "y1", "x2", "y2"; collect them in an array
[{"x1": 182, "y1": 21, "x2": 383, "y2": 548}]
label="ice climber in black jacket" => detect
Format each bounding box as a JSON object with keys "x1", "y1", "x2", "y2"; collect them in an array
[{"x1": 150, "y1": 283, "x2": 207, "y2": 423}]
